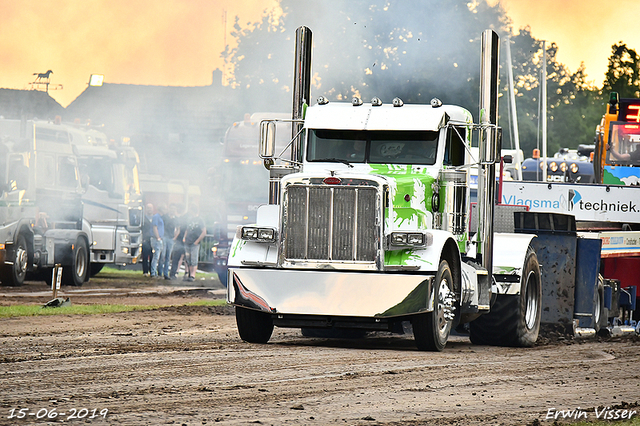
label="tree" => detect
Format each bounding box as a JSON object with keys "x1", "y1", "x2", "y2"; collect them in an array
[
  {"x1": 224, "y1": 1, "x2": 603, "y2": 158},
  {"x1": 503, "y1": 27, "x2": 603, "y2": 157},
  {"x1": 225, "y1": 0, "x2": 510, "y2": 113},
  {"x1": 603, "y1": 43, "x2": 640, "y2": 98}
]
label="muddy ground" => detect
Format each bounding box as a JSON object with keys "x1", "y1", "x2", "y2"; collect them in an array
[{"x1": 1, "y1": 271, "x2": 639, "y2": 426}]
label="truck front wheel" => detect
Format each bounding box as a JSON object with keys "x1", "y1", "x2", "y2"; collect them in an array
[
  {"x1": 235, "y1": 306, "x2": 274, "y2": 344},
  {"x1": 469, "y1": 246, "x2": 541, "y2": 347},
  {"x1": 63, "y1": 238, "x2": 89, "y2": 287},
  {"x1": 0, "y1": 235, "x2": 28, "y2": 286},
  {"x1": 412, "y1": 260, "x2": 455, "y2": 351}
]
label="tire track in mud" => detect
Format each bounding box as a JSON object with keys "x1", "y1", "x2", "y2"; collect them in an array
[{"x1": 1, "y1": 309, "x2": 639, "y2": 425}]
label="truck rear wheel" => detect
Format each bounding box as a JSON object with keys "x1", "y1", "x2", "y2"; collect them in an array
[
  {"x1": 89, "y1": 263, "x2": 105, "y2": 277},
  {"x1": 594, "y1": 275, "x2": 606, "y2": 333},
  {"x1": 0, "y1": 234, "x2": 28, "y2": 287},
  {"x1": 412, "y1": 260, "x2": 455, "y2": 351},
  {"x1": 63, "y1": 238, "x2": 89, "y2": 287},
  {"x1": 469, "y1": 247, "x2": 541, "y2": 347},
  {"x1": 236, "y1": 306, "x2": 274, "y2": 344}
]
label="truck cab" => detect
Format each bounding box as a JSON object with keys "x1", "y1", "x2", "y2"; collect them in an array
[
  {"x1": 0, "y1": 118, "x2": 90, "y2": 286},
  {"x1": 70, "y1": 131, "x2": 143, "y2": 272}
]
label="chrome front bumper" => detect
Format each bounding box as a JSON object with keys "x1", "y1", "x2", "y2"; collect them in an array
[{"x1": 228, "y1": 268, "x2": 434, "y2": 318}]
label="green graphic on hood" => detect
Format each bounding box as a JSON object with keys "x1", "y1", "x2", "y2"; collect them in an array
[
  {"x1": 231, "y1": 239, "x2": 246, "y2": 258},
  {"x1": 385, "y1": 249, "x2": 433, "y2": 266},
  {"x1": 367, "y1": 164, "x2": 438, "y2": 229}
]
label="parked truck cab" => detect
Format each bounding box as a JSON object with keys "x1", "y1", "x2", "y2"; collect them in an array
[{"x1": 0, "y1": 118, "x2": 90, "y2": 286}]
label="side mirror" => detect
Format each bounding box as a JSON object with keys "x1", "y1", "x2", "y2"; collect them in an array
[{"x1": 259, "y1": 121, "x2": 277, "y2": 159}]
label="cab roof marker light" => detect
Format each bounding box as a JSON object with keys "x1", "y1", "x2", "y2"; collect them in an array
[
  {"x1": 352, "y1": 97, "x2": 363, "y2": 106},
  {"x1": 392, "y1": 97, "x2": 404, "y2": 107},
  {"x1": 430, "y1": 98, "x2": 443, "y2": 108},
  {"x1": 317, "y1": 96, "x2": 329, "y2": 105},
  {"x1": 371, "y1": 97, "x2": 383, "y2": 106}
]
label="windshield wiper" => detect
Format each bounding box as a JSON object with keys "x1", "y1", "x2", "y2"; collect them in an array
[{"x1": 312, "y1": 158, "x2": 354, "y2": 168}]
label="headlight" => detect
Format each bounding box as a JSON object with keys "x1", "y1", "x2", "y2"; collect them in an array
[
  {"x1": 549, "y1": 161, "x2": 558, "y2": 172},
  {"x1": 570, "y1": 163, "x2": 579, "y2": 173},
  {"x1": 389, "y1": 232, "x2": 433, "y2": 248},
  {"x1": 120, "y1": 233, "x2": 130, "y2": 245},
  {"x1": 559, "y1": 162, "x2": 567, "y2": 172},
  {"x1": 241, "y1": 226, "x2": 277, "y2": 242}
]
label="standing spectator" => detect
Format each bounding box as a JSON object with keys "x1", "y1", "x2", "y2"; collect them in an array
[
  {"x1": 170, "y1": 205, "x2": 188, "y2": 279},
  {"x1": 182, "y1": 205, "x2": 206, "y2": 282},
  {"x1": 141, "y1": 203, "x2": 154, "y2": 276},
  {"x1": 150, "y1": 205, "x2": 165, "y2": 278},
  {"x1": 159, "y1": 204, "x2": 178, "y2": 280}
]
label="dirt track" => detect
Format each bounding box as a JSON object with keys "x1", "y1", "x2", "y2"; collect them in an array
[{"x1": 1, "y1": 275, "x2": 639, "y2": 426}]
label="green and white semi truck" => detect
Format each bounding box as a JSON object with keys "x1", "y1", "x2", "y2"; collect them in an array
[{"x1": 226, "y1": 28, "x2": 544, "y2": 351}]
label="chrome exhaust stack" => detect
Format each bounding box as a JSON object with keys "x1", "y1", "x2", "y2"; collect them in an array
[
  {"x1": 477, "y1": 30, "x2": 500, "y2": 287},
  {"x1": 290, "y1": 25, "x2": 312, "y2": 163},
  {"x1": 268, "y1": 26, "x2": 312, "y2": 204}
]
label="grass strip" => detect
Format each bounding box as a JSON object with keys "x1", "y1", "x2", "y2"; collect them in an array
[{"x1": 0, "y1": 299, "x2": 226, "y2": 318}]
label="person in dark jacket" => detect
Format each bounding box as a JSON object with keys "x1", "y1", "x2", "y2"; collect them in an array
[
  {"x1": 141, "y1": 203, "x2": 154, "y2": 276},
  {"x1": 170, "y1": 205, "x2": 188, "y2": 279}
]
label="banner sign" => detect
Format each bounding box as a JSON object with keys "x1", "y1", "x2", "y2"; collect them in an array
[{"x1": 501, "y1": 181, "x2": 640, "y2": 223}]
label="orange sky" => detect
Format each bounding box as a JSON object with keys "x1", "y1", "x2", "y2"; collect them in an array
[
  {"x1": 1, "y1": 0, "x2": 638, "y2": 107},
  {"x1": 494, "y1": 0, "x2": 640, "y2": 87}
]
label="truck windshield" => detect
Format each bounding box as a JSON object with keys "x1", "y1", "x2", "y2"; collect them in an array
[
  {"x1": 78, "y1": 156, "x2": 140, "y2": 196},
  {"x1": 606, "y1": 122, "x2": 640, "y2": 165},
  {"x1": 307, "y1": 129, "x2": 439, "y2": 165}
]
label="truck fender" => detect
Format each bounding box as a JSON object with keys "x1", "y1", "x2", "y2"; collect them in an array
[
  {"x1": 81, "y1": 218, "x2": 94, "y2": 246},
  {"x1": 492, "y1": 232, "x2": 537, "y2": 295},
  {"x1": 43, "y1": 229, "x2": 90, "y2": 266}
]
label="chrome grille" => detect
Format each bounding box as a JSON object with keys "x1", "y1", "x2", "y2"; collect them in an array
[{"x1": 284, "y1": 184, "x2": 378, "y2": 262}]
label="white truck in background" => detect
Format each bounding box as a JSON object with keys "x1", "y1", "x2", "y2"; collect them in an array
[
  {"x1": 0, "y1": 118, "x2": 142, "y2": 286},
  {"x1": 67, "y1": 126, "x2": 143, "y2": 275},
  {"x1": 0, "y1": 118, "x2": 90, "y2": 286}
]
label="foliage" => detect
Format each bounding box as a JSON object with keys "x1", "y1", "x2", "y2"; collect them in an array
[
  {"x1": 225, "y1": 0, "x2": 510, "y2": 113},
  {"x1": 604, "y1": 42, "x2": 640, "y2": 98}
]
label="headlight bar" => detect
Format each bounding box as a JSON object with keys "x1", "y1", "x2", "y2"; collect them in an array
[
  {"x1": 388, "y1": 232, "x2": 433, "y2": 248},
  {"x1": 241, "y1": 226, "x2": 277, "y2": 242}
]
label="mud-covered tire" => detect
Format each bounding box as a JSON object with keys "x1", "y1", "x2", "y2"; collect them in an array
[
  {"x1": 63, "y1": 238, "x2": 89, "y2": 287},
  {"x1": 236, "y1": 306, "x2": 274, "y2": 344},
  {"x1": 0, "y1": 234, "x2": 28, "y2": 287},
  {"x1": 594, "y1": 275, "x2": 606, "y2": 333},
  {"x1": 413, "y1": 260, "x2": 455, "y2": 351},
  {"x1": 469, "y1": 247, "x2": 541, "y2": 347}
]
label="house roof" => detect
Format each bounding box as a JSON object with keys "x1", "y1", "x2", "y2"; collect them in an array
[{"x1": 0, "y1": 88, "x2": 64, "y2": 120}]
